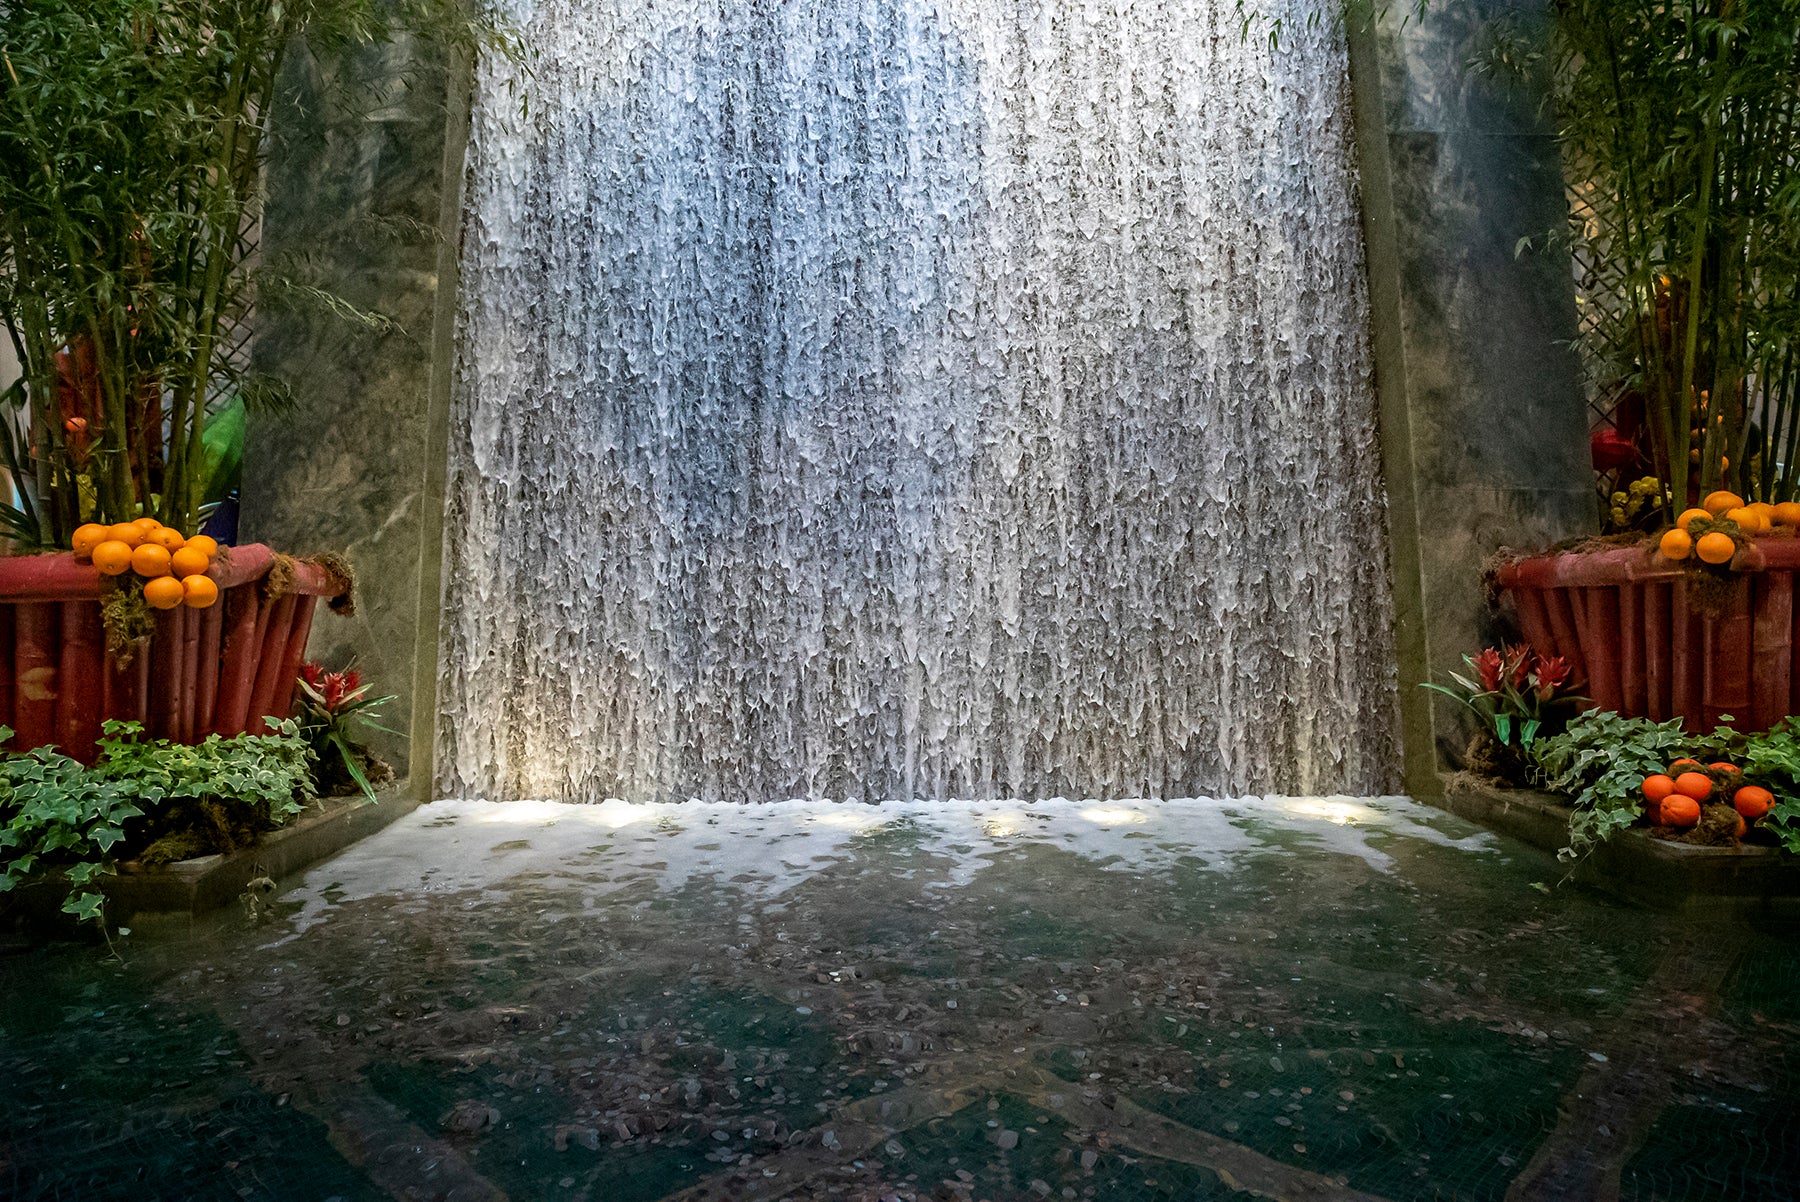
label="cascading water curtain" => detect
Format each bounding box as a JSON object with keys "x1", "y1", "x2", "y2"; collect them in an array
[{"x1": 439, "y1": 0, "x2": 1402, "y2": 802}]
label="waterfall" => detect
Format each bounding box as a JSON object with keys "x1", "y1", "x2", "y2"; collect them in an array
[{"x1": 438, "y1": 0, "x2": 1401, "y2": 802}]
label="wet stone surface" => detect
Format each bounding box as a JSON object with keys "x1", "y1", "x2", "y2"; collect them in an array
[{"x1": 4, "y1": 796, "x2": 1799, "y2": 1201}]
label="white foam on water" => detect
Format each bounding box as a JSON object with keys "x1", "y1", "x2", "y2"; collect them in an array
[{"x1": 277, "y1": 796, "x2": 1494, "y2": 935}]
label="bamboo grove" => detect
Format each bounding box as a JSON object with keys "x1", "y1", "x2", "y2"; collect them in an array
[
  {"x1": 0, "y1": 0, "x2": 494, "y2": 546},
  {"x1": 1554, "y1": 1, "x2": 1800, "y2": 512}
]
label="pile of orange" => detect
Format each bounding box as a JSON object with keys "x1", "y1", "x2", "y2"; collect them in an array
[
  {"x1": 1640, "y1": 757, "x2": 1777, "y2": 840},
  {"x1": 70, "y1": 518, "x2": 220, "y2": 610},
  {"x1": 1657, "y1": 491, "x2": 1800, "y2": 564}
]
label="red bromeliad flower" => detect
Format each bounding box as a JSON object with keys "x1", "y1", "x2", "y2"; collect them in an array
[
  {"x1": 1473, "y1": 647, "x2": 1505, "y2": 693},
  {"x1": 1531, "y1": 654, "x2": 1572, "y2": 701},
  {"x1": 298, "y1": 662, "x2": 368, "y2": 714},
  {"x1": 1504, "y1": 645, "x2": 1533, "y2": 690}
]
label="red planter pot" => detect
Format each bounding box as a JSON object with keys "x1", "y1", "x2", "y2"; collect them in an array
[
  {"x1": 0, "y1": 545, "x2": 348, "y2": 761},
  {"x1": 1496, "y1": 539, "x2": 1800, "y2": 733}
]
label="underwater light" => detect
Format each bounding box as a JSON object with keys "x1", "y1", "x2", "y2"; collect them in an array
[
  {"x1": 1078, "y1": 806, "x2": 1148, "y2": 826},
  {"x1": 1282, "y1": 799, "x2": 1376, "y2": 825},
  {"x1": 809, "y1": 809, "x2": 889, "y2": 832},
  {"x1": 982, "y1": 812, "x2": 1028, "y2": 837},
  {"x1": 593, "y1": 801, "x2": 657, "y2": 829}
]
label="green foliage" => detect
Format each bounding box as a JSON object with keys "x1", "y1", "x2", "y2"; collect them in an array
[
  {"x1": 0, "y1": 720, "x2": 312, "y2": 923},
  {"x1": 0, "y1": 731, "x2": 145, "y2": 921},
  {"x1": 1735, "y1": 719, "x2": 1800, "y2": 854},
  {"x1": 1523, "y1": 3, "x2": 1800, "y2": 510},
  {"x1": 1532, "y1": 709, "x2": 1800, "y2": 859},
  {"x1": 1534, "y1": 711, "x2": 1701, "y2": 859},
  {"x1": 0, "y1": 0, "x2": 507, "y2": 542},
  {"x1": 92, "y1": 720, "x2": 313, "y2": 822},
  {"x1": 294, "y1": 663, "x2": 395, "y2": 802}
]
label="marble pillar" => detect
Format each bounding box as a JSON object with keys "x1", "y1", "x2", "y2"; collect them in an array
[
  {"x1": 244, "y1": 34, "x2": 468, "y2": 795},
  {"x1": 1349, "y1": 1, "x2": 1595, "y2": 795}
]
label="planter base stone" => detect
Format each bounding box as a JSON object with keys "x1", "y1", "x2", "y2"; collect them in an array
[
  {"x1": 2, "y1": 784, "x2": 420, "y2": 940},
  {"x1": 1441, "y1": 775, "x2": 1800, "y2": 918}
]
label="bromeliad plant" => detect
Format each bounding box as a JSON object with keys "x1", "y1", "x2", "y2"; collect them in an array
[
  {"x1": 1424, "y1": 644, "x2": 1577, "y2": 755},
  {"x1": 0, "y1": 0, "x2": 503, "y2": 546},
  {"x1": 294, "y1": 662, "x2": 394, "y2": 801}
]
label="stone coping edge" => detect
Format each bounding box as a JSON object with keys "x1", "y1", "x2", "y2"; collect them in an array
[
  {"x1": 4, "y1": 783, "x2": 421, "y2": 938},
  {"x1": 1439, "y1": 775, "x2": 1800, "y2": 918}
]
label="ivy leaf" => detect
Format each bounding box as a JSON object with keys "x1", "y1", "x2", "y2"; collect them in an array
[{"x1": 62, "y1": 892, "x2": 104, "y2": 922}]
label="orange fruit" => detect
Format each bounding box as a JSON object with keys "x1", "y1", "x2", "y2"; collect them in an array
[
  {"x1": 130, "y1": 543, "x2": 172, "y2": 578},
  {"x1": 1660, "y1": 795, "x2": 1702, "y2": 828},
  {"x1": 1734, "y1": 814, "x2": 1748, "y2": 840},
  {"x1": 1659, "y1": 529, "x2": 1692, "y2": 560},
  {"x1": 1642, "y1": 774, "x2": 1678, "y2": 803},
  {"x1": 1696, "y1": 531, "x2": 1737, "y2": 564},
  {"x1": 1734, "y1": 785, "x2": 1774, "y2": 821},
  {"x1": 70, "y1": 523, "x2": 109, "y2": 559},
  {"x1": 1750, "y1": 501, "x2": 1777, "y2": 526},
  {"x1": 1673, "y1": 771, "x2": 1713, "y2": 802},
  {"x1": 106, "y1": 522, "x2": 145, "y2": 548},
  {"x1": 142, "y1": 576, "x2": 184, "y2": 609},
  {"x1": 170, "y1": 546, "x2": 210, "y2": 578},
  {"x1": 1676, "y1": 507, "x2": 1713, "y2": 532},
  {"x1": 180, "y1": 574, "x2": 219, "y2": 608},
  {"x1": 1670, "y1": 758, "x2": 1704, "y2": 771},
  {"x1": 91, "y1": 540, "x2": 134, "y2": 575},
  {"x1": 1709, "y1": 761, "x2": 1740, "y2": 774},
  {"x1": 132, "y1": 516, "x2": 160, "y2": 531},
  {"x1": 1775, "y1": 502, "x2": 1800, "y2": 527},
  {"x1": 1725, "y1": 506, "x2": 1764, "y2": 534},
  {"x1": 1704, "y1": 490, "x2": 1745, "y2": 515},
  {"x1": 184, "y1": 534, "x2": 219, "y2": 557},
  {"x1": 146, "y1": 526, "x2": 185, "y2": 551}
]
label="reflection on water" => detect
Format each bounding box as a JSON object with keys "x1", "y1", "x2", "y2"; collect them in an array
[{"x1": 4, "y1": 798, "x2": 1797, "y2": 1201}]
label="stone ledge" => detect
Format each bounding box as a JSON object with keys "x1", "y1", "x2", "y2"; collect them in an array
[
  {"x1": 3, "y1": 783, "x2": 421, "y2": 939},
  {"x1": 1440, "y1": 776, "x2": 1800, "y2": 918}
]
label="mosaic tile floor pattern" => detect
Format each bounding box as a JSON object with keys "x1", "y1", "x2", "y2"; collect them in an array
[{"x1": 4, "y1": 797, "x2": 1798, "y2": 1201}]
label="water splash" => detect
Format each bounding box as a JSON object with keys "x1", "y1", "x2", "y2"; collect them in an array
[{"x1": 439, "y1": 0, "x2": 1399, "y2": 801}]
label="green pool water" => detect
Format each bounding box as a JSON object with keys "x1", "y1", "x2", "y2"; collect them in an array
[{"x1": 4, "y1": 796, "x2": 1797, "y2": 1201}]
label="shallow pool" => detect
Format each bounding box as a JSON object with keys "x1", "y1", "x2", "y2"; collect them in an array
[{"x1": 5, "y1": 796, "x2": 1797, "y2": 1201}]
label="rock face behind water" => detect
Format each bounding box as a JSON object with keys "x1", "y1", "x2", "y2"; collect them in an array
[{"x1": 439, "y1": 0, "x2": 1400, "y2": 802}]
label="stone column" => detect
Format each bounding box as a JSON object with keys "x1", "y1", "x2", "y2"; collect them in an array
[
  {"x1": 1348, "y1": 1, "x2": 1594, "y2": 796},
  {"x1": 244, "y1": 34, "x2": 469, "y2": 797}
]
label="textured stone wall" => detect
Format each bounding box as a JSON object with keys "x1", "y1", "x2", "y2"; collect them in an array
[
  {"x1": 243, "y1": 33, "x2": 466, "y2": 792},
  {"x1": 1349, "y1": 0, "x2": 1594, "y2": 793}
]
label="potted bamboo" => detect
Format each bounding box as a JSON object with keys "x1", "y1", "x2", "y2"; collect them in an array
[
  {"x1": 0, "y1": 0, "x2": 483, "y2": 759},
  {"x1": 1495, "y1": 2, "x2": 1800, "y2": 733}
]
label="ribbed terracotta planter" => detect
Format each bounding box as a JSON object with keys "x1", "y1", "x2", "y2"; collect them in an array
[
  {"x1": 1496, "y1": 540, "x2": 1800, "y2": 733},
  {"x1": 0, "y1": 545, "x2": 348, "y2": 762}
]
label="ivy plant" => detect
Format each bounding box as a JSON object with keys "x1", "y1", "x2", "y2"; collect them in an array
[
  {"x1": 1532, "y1": 710, "x2": 1731, "y2": 859},
  {"x1": 0, "y1": 720, "x2": 313, "y2": 923},
  {"x1": 0, "y1": 733, "x2": 144, "y2": 921},
  {"x1": 1735, "y1": 719, "x2": 1800, "y2": 855},
  {"x1": 1529, "y1": 709, "x2": 1800, "y2": 859}
]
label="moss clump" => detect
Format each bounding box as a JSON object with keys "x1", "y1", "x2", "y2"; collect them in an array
[
  {"x1": 138, "y1": 830, "x2": 213, "y2": 867},
  {"x1": 99, "y1": 582, "x2": 154, "y2": 666},
  {"x1": 265, "y1": 552, "x2": 298, "y2": 599},
  {"x1": 309, "y1": 551, "x2": 356, "y2": 615}
]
